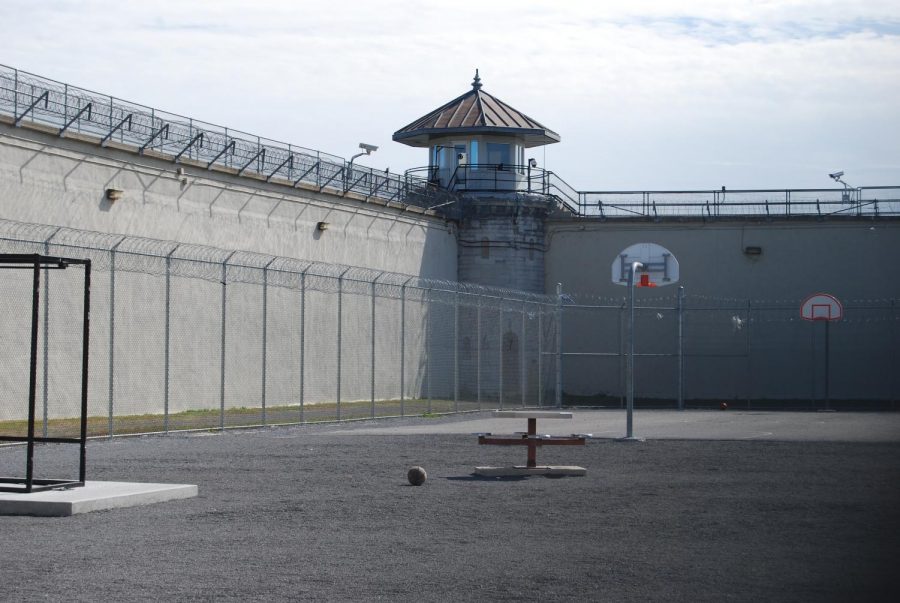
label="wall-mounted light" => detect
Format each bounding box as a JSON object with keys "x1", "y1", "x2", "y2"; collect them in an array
[
  {"x1": 316, "y1": 221, "x2": 330, "y2": 231},
  {"x1": 105, "y1": 188, "x2": 124, "y2": 202},
  {"x1": 743, "y1": 246, "x2": 762, "y2": 256}
]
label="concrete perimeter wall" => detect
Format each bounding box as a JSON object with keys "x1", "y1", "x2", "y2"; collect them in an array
[
  {"x1": 0, "y1": 121, "x2": 457, "y2": 279},
  {"x1": 545, "y1": 218, "x2": 900, "y2": 404}
]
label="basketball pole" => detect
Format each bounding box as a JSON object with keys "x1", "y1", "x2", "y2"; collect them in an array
[{"x1": 625, "y1": 261, "x2": 643, "y2": 440}]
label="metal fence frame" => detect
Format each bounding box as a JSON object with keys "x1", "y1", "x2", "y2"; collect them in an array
[
  {"x1": 0, "y1": 219, "x2": 560, "y2": 438},
  {"x1": 557, "y1": 286, "x2": 899, "y2": 409}
]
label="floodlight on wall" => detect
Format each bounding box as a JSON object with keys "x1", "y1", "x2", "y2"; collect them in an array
[
  {"x1": 105, "y1": 188, "x2": 123, "y2": 202},
  {"x1": 316, "y1": 221, "x2": 330, "y2": 231}
]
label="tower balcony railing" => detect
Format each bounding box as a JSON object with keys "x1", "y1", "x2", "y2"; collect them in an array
[
  {"x1": 0, "y1": 64, "x2": 457, "y2": 212},
  {"x1": 405, "y1": 163, "x2": 564, "y2": 198}
]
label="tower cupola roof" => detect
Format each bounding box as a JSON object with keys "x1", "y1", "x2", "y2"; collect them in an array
[{"x1": 393, "y1": 70, "x2": 560, "y2": 148}]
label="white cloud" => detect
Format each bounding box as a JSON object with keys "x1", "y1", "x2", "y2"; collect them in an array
[{"x1": 1, "y1": 0, "x2": 898, "y2": 188}]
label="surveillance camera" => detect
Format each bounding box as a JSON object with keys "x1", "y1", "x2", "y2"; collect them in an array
[
  {"x1": 829, "y1": 171, "x2": 844, "y2": 179},
  {"x1": 528, "y1": 158, "x2": 537, "y2": 168},
  {"x1": 359, "y1": 142, "x2": 378, "y2": 154}
]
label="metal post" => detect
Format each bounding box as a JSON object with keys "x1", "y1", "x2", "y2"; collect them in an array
[
  {"x1": 625, "y1": 262, "x2": 643, "y2": 440},
  {"x1": 454, "y1": 290, "x2": 459, "y2": 412},
  {"x1": 426, "y1": 287, "x2": 432, "y2": 413},
  {"x1": 499, "y1": 307, "x2": 504, "y2": 410},
  {"x1": 108, "y1": 237, "x2": 125, "y2": 438},
  {"x1": 677, "y1": 286, "x2": 685, "y2": 411},
  {"x1": 261, "y1": 258, "x2": 276, "y2": 426},
  {"x1": 163, "y1": 246, "x2": 178, "y2": 433},
  {"x1": 41, "y1": 229, "x2": 60, "y2": 437},
  {"x1": 337, "y1": 270, "x2": 346, "y2": 421},
  {"x1": 371, "y1": 276, "x2": 378, "y2": 418},
  {"x1": 824, "y1": 320, "x2": 831, "y2": 410},
  {"x1": 400, "y1": 278, "x2": 410, "y2": 416},
  {"x1": 556, "y1": 283, "x2": 563, "y2": 409},
  {"x1": 26, "y1": 261, "x2": 40, "y2": 491},
  {"x1": 299, "y1": 269, "x2": 307, "y2": 423},
  {"x1": 746, "y1": 297, "x2": 752, "y2": 409},
  {"x1": 537, "y1": 302, "x2": 543, "y2": 407},
  {"x1": 79, "y1": 261, "x2": 91, "y2": 483},
  {"x1": 521, "y1": 304, "x2": 526, "y2": 408},
  {"x1": 476, "y1": 297, "x2": 482, "y2": 410},
  {"x1": 618, "y1": 302, "x2": 625, "y2": 409},
  {"x1": 219, "y1": 251, "x2": 236, "y2": 430}
]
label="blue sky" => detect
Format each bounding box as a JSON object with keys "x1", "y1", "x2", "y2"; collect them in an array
[{"x1": 2, "y1": 0, "x2": 898, "y2": 190}]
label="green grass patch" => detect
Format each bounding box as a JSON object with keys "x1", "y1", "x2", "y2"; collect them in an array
[{"x1": 0, "y1": 399, "x2": 460, "y2": 438}]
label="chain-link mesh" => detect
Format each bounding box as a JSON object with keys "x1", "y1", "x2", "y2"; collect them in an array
[
  {"x1": 0, "y1": 219, "x2": 559, "y2": 437},
  {"x1": 560, "y1": 291, "x2": 898, "y2": 409}
]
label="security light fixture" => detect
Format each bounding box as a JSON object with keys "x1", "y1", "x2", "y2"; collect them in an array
[{"x1": 349, "y1": 142, "x2": 378, "y2": 169}]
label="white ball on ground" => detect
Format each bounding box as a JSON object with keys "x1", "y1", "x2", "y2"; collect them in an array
[{"x1": 407, "y1": 466, "x2": 427, "y2": 486}]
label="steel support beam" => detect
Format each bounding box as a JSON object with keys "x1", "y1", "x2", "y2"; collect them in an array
[
  {"x1": 100, "y1": 114, "x2": 133, "y2": 147},
  {"x1": 207, "y1": 140, "x2": 236, "y2": 169},
  {"x1": 59, "y1": 103, "x2": 92, "y2": 137},
  {"x1": 139, "y1": 123, "x2": 170, "y2": 155},
  {"x1": 174, "y1": 132, "x2": 204, "y2": 163},
  {"x1": 267, "y1": 154, "x2": 293, "y2": 182},
  {"x1": 14, "y1": 91, "x2": 49, "y2": 126},
  {"x1": 238, "y1": 148, "x2": 266, "y2": 176}
]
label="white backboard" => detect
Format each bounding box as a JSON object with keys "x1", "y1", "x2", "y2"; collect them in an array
[
  {"x1": 800, "y1": 293, "x2": 843, "y2": 321},
  {"x1": 612, "y1": 243, "x2": 679, "y2": 286}
]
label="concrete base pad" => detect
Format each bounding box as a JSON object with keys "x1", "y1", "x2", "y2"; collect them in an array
[
  {"x1": 0, "y1": 481, "x2": 198, "y2": 516},
  {"x1": 474, "y1": 465, "x2": 586, "y2": 477}
]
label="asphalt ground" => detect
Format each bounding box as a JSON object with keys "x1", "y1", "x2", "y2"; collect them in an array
[{"x1": 2, "y1": 410, "x2": 899, "y2": 602}]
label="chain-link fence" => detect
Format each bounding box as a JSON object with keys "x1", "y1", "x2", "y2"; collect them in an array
[
  {"x1": 559, "y1": 289, "x2": 899, "y2": 409},
  {"x1": 0, "y1": 219, "x2": 560, "y2": 438}
]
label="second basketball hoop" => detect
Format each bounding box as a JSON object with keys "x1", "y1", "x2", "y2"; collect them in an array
[{"x1": 611, "y1": 243, "x2": 680, "y2": 287}]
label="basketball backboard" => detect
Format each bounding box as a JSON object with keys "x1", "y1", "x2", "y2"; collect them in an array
[
  {"x1": 611, "y1": 243, "x2": 679, "y2": 287},
  {"x1": 801, "y1": 293, "x2": 843, "y2": 321}
]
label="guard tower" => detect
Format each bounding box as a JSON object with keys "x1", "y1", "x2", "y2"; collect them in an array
[{"x1": 394, "y1": 71, "x2": 561, "y2": 293}]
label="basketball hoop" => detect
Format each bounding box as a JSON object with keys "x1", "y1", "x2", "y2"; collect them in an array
[{"x1": 637, "y1": 273, "x2": 657, "y2": 288}]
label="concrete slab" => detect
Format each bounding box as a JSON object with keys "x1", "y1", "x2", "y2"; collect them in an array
[
  {"x1": 0, "y1": 481, "x2": 198, "y2": 517},
  {"x1": 474, "y1": 465, "x2": 586, "y2": 477}
]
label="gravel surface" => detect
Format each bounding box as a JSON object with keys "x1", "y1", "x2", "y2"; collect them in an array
[{"x1": 2, "y1": 413, "x2": 899, "y2": 602}]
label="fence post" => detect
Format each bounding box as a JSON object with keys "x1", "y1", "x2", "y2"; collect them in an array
[
  {"x1": 619, "y1": 300, "x2": 625, "y2": 408},
  {"x1": 219, "y1": 251, "x2": 236, "y2": 431},
  {"x1": 677, "y1": 286, "x2": 685, "y2": 411},
  {"x1": 499, "y1": 305, "x2": 504, "y2": 410},
  {"x1": 537, "y1": 301, "x2": 543, "y2": 407},
  {"x1": 521, "y1": 303, "x2": 526, "y2": 408},
  {"x1": 108, "y1": 237, "x2": 125, "y2": 439},
  {"x1": 299, "y1": 268, "x2": 307, "y2": 423},
  {"x1": 337, "y1": 269, "x2": 348, "y2": 421},
  {"x1": 400, "y1": 278, "x2": 410, "y2": 416},
  {"x1": 476, "y1": 295, "x2": 482, "y2": 410},
  {"x1": 746, "y1": 297, "x2": 752, "y2": 408},
  {"x1": 454, "y1": 290, "x2": 459, "y2": 412},
  {"x1": 261, "y1": 258, "x2": 276, "y2": 426},
  {"x1": 426, "y1": 287, "x2": 432, "y2": 414},
  {"x1": 41, "y1": 228, "x2": 60, "y2": 438},
  {"x1": 371, "y1": 275, "x2": 379, "y2": 418},
  {"x1": 556, "y1": 283, "x2": 562, "y2": 409},
  {"x1": 163, "y1": 245, "x2": 178, "y2": 434}
]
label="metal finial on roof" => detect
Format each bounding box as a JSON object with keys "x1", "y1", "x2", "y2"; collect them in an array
[{"x1": 472, "y1": 69, "x2": 482, "y2": 90}]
